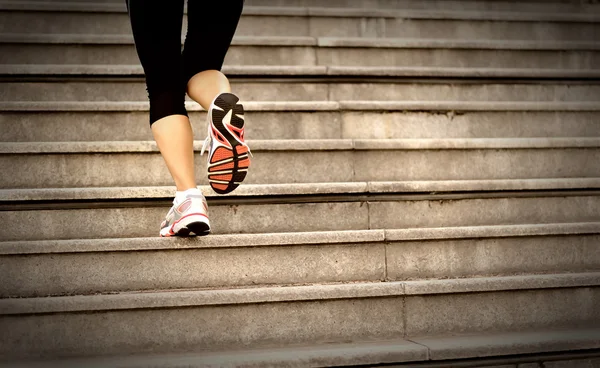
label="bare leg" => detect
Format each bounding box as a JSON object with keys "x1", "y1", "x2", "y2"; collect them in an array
[
  {"x1": 186, "y1": 70, "x2": 231, "y2": 109},
  {"x1": 151, "y1": 115, "x2": 197, "y2": 191},
  {"x1": 126, "y1": 0, "x2": 197, "y2": 193}
]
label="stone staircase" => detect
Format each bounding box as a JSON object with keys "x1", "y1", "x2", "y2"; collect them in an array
[{"x1": 0, "y1": 0, "x2": 599, "y2": 367}]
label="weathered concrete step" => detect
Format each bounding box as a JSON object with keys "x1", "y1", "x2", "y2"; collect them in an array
[
  {"x1": 4, "y1": 330, "x2": 600, "y2": 368},
  {"x1": 6, "y1": 64, "x2": 600, "y2": 79},
  {"x1": 1, "y1": 223, "x2": 599, "y2": 298},
  {"x1": 1, "y1": 35, "x2": 598, "y2": 69},
  {"x1": 1, "y1": 80, "x2": 598, "y2": 103},
  {"x1": 1, "y1": 273, "x2": 599, "y2": 360},
  {"x1": 1, "y1": 5, "x2": 597, "y2": 41},
  {"x1": 2, "y1": 100, "x2": 599, "y2": 142},
  {"x1": 1, "y1": 139, "x2": 599, "y2": 188},
  {"x1": 1, "y1": 179, "x2": 599, "y2": 240},
  {"x1": 5, "y1": 0, "x2": 598, "y2": 14}
]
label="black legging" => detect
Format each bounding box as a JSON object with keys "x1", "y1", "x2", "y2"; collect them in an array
[{"x1": 126, "y1": 0, "x2": 244, "y2": 125}]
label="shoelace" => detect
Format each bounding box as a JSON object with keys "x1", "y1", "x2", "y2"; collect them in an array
[{"x1": 200, "y1": 134, "x2": 253, "y2": 157}]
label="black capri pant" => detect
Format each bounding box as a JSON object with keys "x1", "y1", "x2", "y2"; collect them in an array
[{"x1": 126, "y1": 0, "x2": 244, "y2": 125}]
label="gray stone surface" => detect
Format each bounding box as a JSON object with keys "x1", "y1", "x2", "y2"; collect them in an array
[
  {"x1": 414, "y1": 328, "x2": 600, "y2": 360},
  {"x1": 0, "y1": 242, "x2": 386, "y2": 297},
  {"x1": 1, "y1": 277, "x2": 599, "y2": 359},
  {"x1": 3, "y1": 40, "x2": 599, "y2": 69},
  {"x1": 2, "y1": 81, "x2": 599, "y2": 103},
  {"x1": 1, "y1": 140, "x2": 599, "y2": 188},
  {"x1": 369, "y1": 196, "x2": 600, "y2": 229},
  {"x1": 3, "y1": 222, "x2": 597, "y2": 255},
  {"x1": 0, "y1": 297, "x2": 405, "y2": 359},
  {"x1": 0, "y1": 229, "x2": 385, "y2": 255},
  {"x1": 0, "y1": 339, "x2": 428, "y2": 368},
  {"x1": 1, "y1": 5, "x2": 597, "y2": 41},
  {"x1": 0, "y1": 182, "x2": 371, "y2": 201},
  {"x1": 3, "y1": 0, "x2": 598, "y2": 14},
  {"x1": 2, "y1": 108, "x2": 599, "y2": 143},
  {"x1": 0, "y1": 201, "x2": 368, "y2": 241},
  {"x1": 386, "y1": 234, "x2": 600, "y2": 280},
  {"x1": 403, "y1": 273, "x2": 600, "y2": 295},
  {"x1": 340, "y1": 111, "x2": 600, "y2": 140},
  {"x1": 5, "y1": 64, "x2": 600, "y2": 79},
  {"x1": 2, "y1": 178, "x2": 598, "y2": 202},
  {"x1": 404, "y1": 287, "x2": 600, "y2": 337},
  {"x1": 1, "y1": 194, "x2": 599, "y2": 241},
  {"x1": 329, "y1": 83, "x2": 600, "y2": 102},
  {"x1": 3, "y1": 332, "x2": 600, "y2": 367},
  {"x1": 544, "y1": 358, "x2": 600, "y2": 368},
  {"x1": 4, "y1": 228, "x2": 599, "y2": 297}
]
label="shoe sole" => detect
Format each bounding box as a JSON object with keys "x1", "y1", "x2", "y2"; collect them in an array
[
  {"x1": 207, "y1": 93, "x2": 250, "y2": 195},
  {"x1": 160, "y1": 214, "x2": 211, "y2": 237}
]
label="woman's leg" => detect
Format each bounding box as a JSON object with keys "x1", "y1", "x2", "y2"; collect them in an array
[
  {"x1": 127, "y1": 0, "x2": 209, "y2": 237},
  {"x1": 182, "y1": 0, "x2": 249, "y2": 195},
  {"x1": 126, "y1": 0, "x2": 196, "y2": 192},
  {"x1": 182, "y1": 0, "x2": 244, "y2": 107}
]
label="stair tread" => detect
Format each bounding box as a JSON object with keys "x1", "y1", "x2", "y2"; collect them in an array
[
  {"x1": 2, "y1": 64, "x2": 600, "y2": 78},
  {"x1": 4, "y1": 327, "x2": 599, "y2": 368},
  {"x1": 2, "y1": 137, "x2": 599, "y2": 154},
  {"x1": 2, "y1": 100, "x2": 599, "y2": 112},
  {"x1": 1, "y1": 179, "x2": 600, "y2": 202},
  {"x1": 2, "y1": 33, "x2": 600, "y2": 50},
  {"x1": 2, "y1": 222, "x2": 599, "y2": 255},
  {"x1": 1, "y1": 1, "x2": 598, "y2": 22},
  {"x1": 2, "y1": 272, "x2": 599, "y2": 315}
]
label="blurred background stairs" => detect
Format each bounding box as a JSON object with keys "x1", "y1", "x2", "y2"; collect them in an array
[{"x1": 0, "y1": 0, "x2": 599, "y2": 366}]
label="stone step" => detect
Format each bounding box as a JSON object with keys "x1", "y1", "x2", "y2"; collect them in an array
[
  {"x1": 4, "y1": 329, "x2": 600, "y2": 368},
  {"x1": 6, "y1": 64, "x2": 600, "y2": 79},
  {"x1": 1, "y1": 139, "x2": 598, "y2": 189},
  {"x1": 1, "y1": 273, "x2": 598, "y2": 360},
  {"x1": 1, "y1": 34, "x2": 598, "y2": 69},
  {"x1": 0, "y1": 4, "x2": 598, "y2": 41},
  {"x1": 1, "y1": 79, "x2": 598, "y2": 102},
  {"x1": 1, "y1": 222, "x2": 599, "y2": 298},
  {"x1": 1, "y1": 179, "x2": 599, "y2": 240},
  {"x1": 1, "y1": 100, "x2": 599, "y2": 142},
  {"x1": 4, "y1": 0, "x2": 597, "y2": 14}
]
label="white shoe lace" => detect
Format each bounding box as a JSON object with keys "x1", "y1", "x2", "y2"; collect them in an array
[
  {"x1": 200, "y1": 133, "x2": 252, "y2": 157},
  {"x1": 200, "y1": 135, "x2": 211, "y2": 156}
]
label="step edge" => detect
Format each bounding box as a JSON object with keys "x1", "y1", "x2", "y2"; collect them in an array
[
  {"x1": 1, "y1": 222, "x2": 599, "y2": 256},
  {"x1": 2, "y1": 64, "x2": 600, "y2": 79},
  {"x1": 1, "y1": 100, "x2": 599, "y2": 113},
  {"x1": 2, "y1": 33, "x2": 599, "y2": 50},
  {"x1": 2, "y1": 137, "x2": 600, "y2": 153},
  {"x1": 2, "y1": 178, "x2": 600, "y2": 202},
  {"x1": 5, "y1": 328, "x2": 600, "y2": 368},
  {"x1": 1, "y1": 272, "x2": 599, "y2": 315},
  {"x1": 1, "y1": 1, "x2": 598, "y2": 22}
]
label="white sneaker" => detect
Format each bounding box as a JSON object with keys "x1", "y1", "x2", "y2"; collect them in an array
[{"x1": 159, "y1": 189, "x2": 210, "y2": 237}]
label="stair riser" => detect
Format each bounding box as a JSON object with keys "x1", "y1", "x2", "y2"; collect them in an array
[
  {"x1": 1, "y1": 148, "x2": 598, "y2": 188},
  {"x1": 1, "y1": 287, "x2": 598, "y2": 360},
  {"x1": 2, "y1": 44, "x2": 598, "y2": 69},
  {"x1": 2, "y1": 111, "x2": 599, "y2": 142},
  {"x1": 1, "y1": 12, "x2": 597, "y2": 41},
  {"x1": 7, "y1": 0, "x2": 598, "y2": 13},
  {"x1": 2, "y1": 82, "x2": 599, "y2": 102},
  {"x1": 2, "y1": 234, "x2": 598, "y2": 298},
  {"x1": 1, "y1": 195, "x2": 598, "y2": 241},
  {"x1": 244, "y1": 0, "x2": 600, "y2": 13}
]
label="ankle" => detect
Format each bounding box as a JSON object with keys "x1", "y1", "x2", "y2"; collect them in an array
[{"x1": 174, "y1": 187, "x2": 202, "y2": 204}]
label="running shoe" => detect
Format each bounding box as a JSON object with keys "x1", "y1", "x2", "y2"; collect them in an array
[
  {"x1": 201, "y1": 92, "x2": 250, "y2": 194},
  {"x1": 159, "y1": 190, "x2": 210, "y2": 237}
]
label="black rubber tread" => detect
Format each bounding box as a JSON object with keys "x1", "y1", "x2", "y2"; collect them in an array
[
  {"x1": 186, "y1": 221, "x2": 211, "y2": 236},
  {"x1": 209, "y1": 92, "x2": 248, "y2": 195}
]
